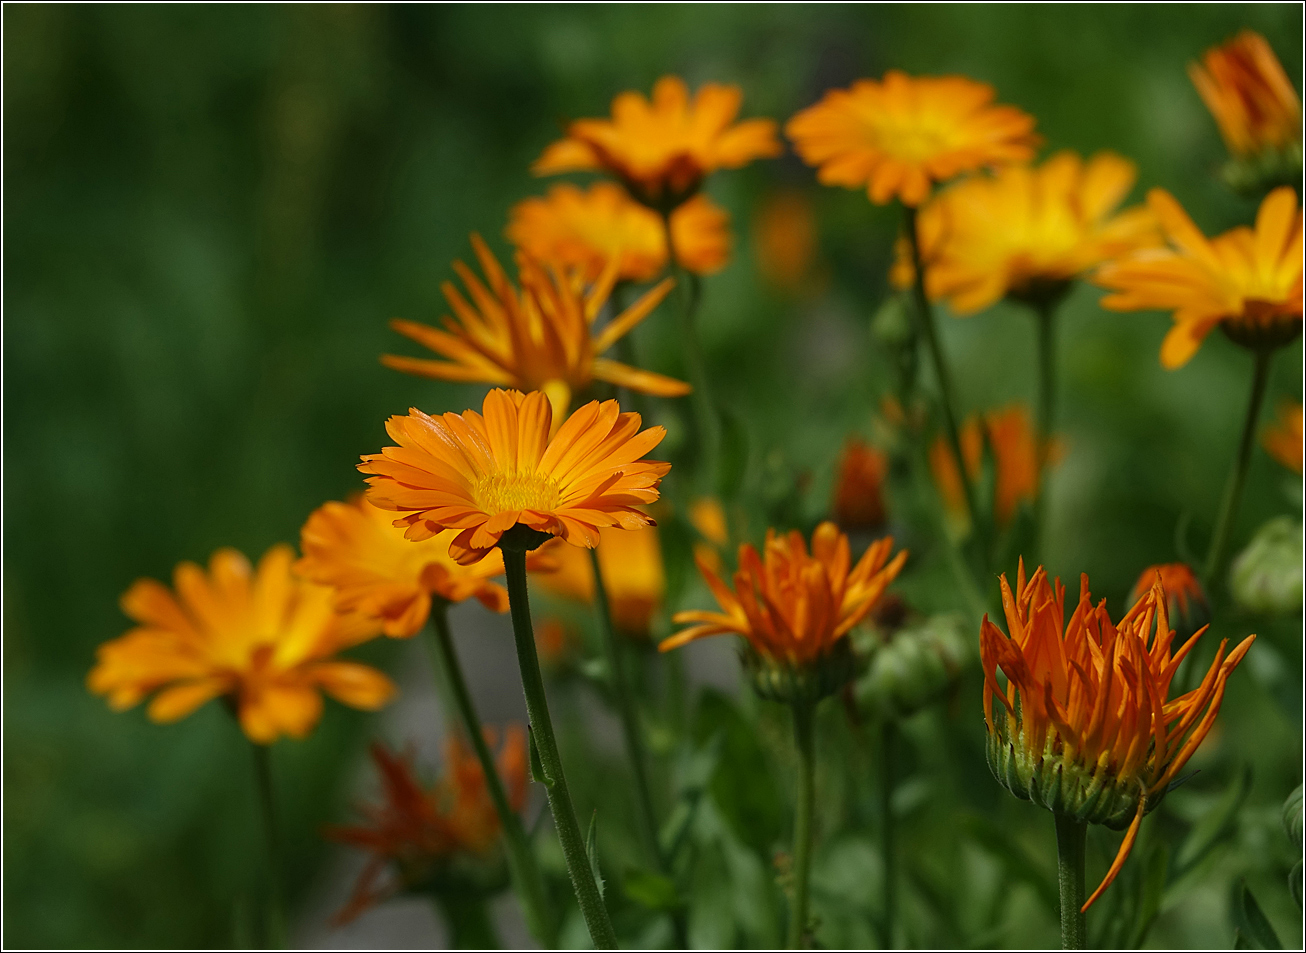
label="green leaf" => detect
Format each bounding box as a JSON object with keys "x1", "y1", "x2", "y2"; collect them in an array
[
  {"x1": 1289, "y1": 860, "x2": 1302, "y2": 911},
  {"x1": 1128, "y1": 845, "x2": 1169, "y2": 948},
  {"x1": 622, "y1": 867, "x2": 682, "y2": 912},
  {"x1": 962, "y1": 814, "x2": 1059, "y2": 911},
  {"x1": 527, "y1": 727, "x2": 553, "y2": 788},
  {"x1": 692, "y1": 690, "x2": 784, "y2": 856},
  {"x1": 1174, "y1": 765, "x2": 1251, "y2": 876},
  {"x1": 1232, "y1": 879, "x2": 1283, "y2": 949},
  {"x1": 1282, "y1": 784, "x2": 1303, "y2": 850},
  {"x1": 586, "y1": 810, "x2": 605, "y2": 901}
]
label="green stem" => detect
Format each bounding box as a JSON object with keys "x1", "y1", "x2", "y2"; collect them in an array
[
  {"x1": 424, "y1": 603, "x2": 556, "y2": 947},
  {"x1": 251, "y1": 742, "x2": 287, "y2": 949},
  {"x1": 1054, "y1": 813, "x2": 1087, "y2": 950},
  {"x1": 501, "y1": 544, "x2": 618, "y2": 949},
  {"x1": 879, "y1": 717, "x2": 897, "y2": 950},
  {"x1": 1202, "y1": 348, "x2": 1273, "y2": 586},
  {"x1": 434, "y1": 892, "x2": 501, "y2": 949},
  {"x1": 788, "y1": 701, "x2": 816, "y2": 949},
  {"x1": 1034, "y1": 299, "x2": 1058, "y2": 564}
]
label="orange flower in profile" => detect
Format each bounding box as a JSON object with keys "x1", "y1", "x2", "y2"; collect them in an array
[
  {"x1": 930, "y1": 405, "x2": 1053, "y2": 529},
  {"x1": 532, "y1": 75, "x2": 781, "y2": 208},
  {"x1": 383, "y1": 235, "x2": 686, "y2": 422},
  {"x1": 1189, "y1": 30, "x2": 1301, "y2": 159},
  {"x1": 327, "y1": 728, "x2": 528, "y2": 923},
  {"x1": 359, "y1": 389, "x2": 669, "y2": 565},
  {"x1": 297, "y1": 495, "x2": 512, "y2": 638},
  {"x1": 754, "y1": 190, "x2": 821, "y2": 293},
  {"x1": 832, "y1": 437, "x2": 888, "y2": 532},
  {"x1": 535, "y1": 524, "x2": 665, "y2": 638},
  {"x1": 1096, "y1": 186, "x2": 1303, "y2": 368},
  {"x1": 982, "y1": 561, "x2": 1254, "y2": 910},
  {"x1": 893, "y1": 151, "x2": 1159, "y2": 314},
  {"x1": 88, "y1": 546, "x2": 395, "y2": 744},
  {"x1": 786, "y1": 71, "x2": 1038, "y2": 207},
  {"x1": 507, "y1": 183, "x2": 730, "y2": 283},
  {"x1": 1262, "y1": 401, "x2": 1303, "y2": 473},
  {"x1": 1128, "y1": 563, "x2": 1210, "y2": 643}
]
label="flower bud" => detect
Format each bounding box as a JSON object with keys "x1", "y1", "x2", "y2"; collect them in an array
[
  {"x1": 1229, "y1": 516, "x2": 1303, "y2": 615},
  {"x1": 856, "y1": 613, "x2": 967, "y2": 718},
  {"x1": 743, "y1": 638, "x2": 858, "y2": 706}
]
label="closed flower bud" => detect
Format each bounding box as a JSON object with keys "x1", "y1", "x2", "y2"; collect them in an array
[
  {"x1": 1230, "y1": 516, "x2": 1304, "y2": 615},
  {"x1": 857, "y1": 613, "x2": 968, "y2": 719}
]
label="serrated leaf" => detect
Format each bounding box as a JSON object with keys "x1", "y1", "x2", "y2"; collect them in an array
[
  {"x1": 1175, "y1": 765, "x2": 1251, "y2": 875},
  {"x1": 623, "y1": 867, "x2": 682, "y2": 912},
  {"x1": 528, "y1": 727, "x2": 553, "y2": 788},
  {"x1": 1233, "y1": 879, "x2": 1283, "y2": 949},
  {"x1": 586, "y1": 810, "x2": 605, "y2": 901}
]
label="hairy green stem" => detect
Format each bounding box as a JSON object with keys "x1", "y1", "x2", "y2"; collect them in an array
[
  {"x1": 1054, "y1": 813, "x2": 1087, "y2": 950},
  {"x1": 880, "y1": 717, "x2": 897, "y2": 949},
  {"x1": 251, "y1": 742, "x2": 287, "y2": 949},
  {"x1": 501, "y1": 545, "x2": 617, "y2": 949},
  {"x1": 788, "y1": 702, "x2": 816, "y2": 949},
  {"x1": 424, "y1": 603, "x2": 556, "y2": 946}
]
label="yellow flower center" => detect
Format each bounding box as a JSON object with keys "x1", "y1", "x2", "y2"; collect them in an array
[{"x1": 474, "y1": 471, "x2": 561, "y2": 514}]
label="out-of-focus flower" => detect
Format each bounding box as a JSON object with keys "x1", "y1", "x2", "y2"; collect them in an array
[
  {"x1": 1127, "y1": 563, "x2": 1210, "y2": 644},
  {"x1": 534, "y1": 524, "x2": 665, "y2": 639},
  {"x1": 535, "y1": 617, "x2": 579, "y2": 667},
  {"x1": 326, "y1": 728, "x2": 528, "y2": 924},
  {"x1": 533, "y1": 76, "x2": 781, "y2": 209},
  {"x1": 892, "y1": 151, "x2": 1159, "y2": 314},
  {"x1": 688, "y1": 496, "x2": 730, "y2": 576},
  {"x1": 1096, "y1": 186, "x2": 1302, "y2": 368},
  {"x1": 88, "y1": 546, "x2": 395, "y2": 744},
  {"x1": 832, "y1": 437, "x2": 889, "y2": 532},
  {"x1": 298, "y1": 495, "x2": 510, "y2": 637},
  {"x1": 1230, "y1": 515, "x2": 1304, "y2": 614},
  {"x1": 982, "y1": 561, "x2": 1254, "y2": 910},
  {"x1": 507, "y1": 183, "x2": 730, "y2": 283},
  {"x1": 857, "y1": 613, "x2": 968, "y2": 719},
  {"x1": 786, "y1": 71, "x2": 1038, "y2": 207},
  {"x1": 383, "y1": 235, "x2": 685, "y2": 422},
  {"x1": 1262, "y1": 401, "x2": 1303, "y2": 473},
  {"x1": 663, "y1": 522, "x2": 906, "y2": 702},
  {"x1": 754, "y1": 190, "x2": 820, "y2": 293},
  {"x1": 360, "y1": 389, "x2": 669, "y2": 565}
]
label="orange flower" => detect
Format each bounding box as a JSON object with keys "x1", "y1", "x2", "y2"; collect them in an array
[
  {"x1": 534, "y1": 523, "x2": 665, "y2": 638},
  {"x1": 981, "y1": 561, "x2": 1254, "y2": 910},
  {"x1": 893, "y1": 151, "x2": 1159, "y2": 314},
  {"x1": 297, "y1": 495, "x2": 512, "y2": 638},
  {"x1": 929, "y1": 405, "x2": 1052, "y2": 529},
  {"x1": 88, "y1": 546, "x2": 395, "y2": 744},
  {"x1": 535, "y1": 617, "x2": 578, "y2": 666},
  {"x1": 359, "y1": 388, "x2": 669, "y2": 565},
  {"x1": 663, "y1": 522, "x2": 907, "y2": 667},
  {"x1": 832, "y1": 437, "x2": 889, "y2": 531},
  {"x1": 689, "y1": 497, "x2": 729, "y2": 547},
  {"x1": 1189, "y1": 30, "x2": 1301, "y2": 159},
  {"x1": 507, "y1": 182, "x2": 730, "y2": 283},
  {"x1": 1096, "y1": 186, "x2": 1303, "y2": 368},
  {"x1": 1127, "y1": 563, "x2": 1210, "y2": 643},
  {"x1": 382, "y1": 235, "x2": 686, "y2": 422},
  {"x1": 1262, "y1": 401, "x2": 1303, "y2": 473},
  {"x1": 327, "y1": 728, "x2": 528, "y2": 923},
  {"x1": 754, "y1": 190, "x2": 821, "y2": 293},
  {"x1": 532, "y1": 75, "x2": 781, "y2": 208},
  {"x1": 786, "y1": 71, "x2": 1038, "y2": 207}
]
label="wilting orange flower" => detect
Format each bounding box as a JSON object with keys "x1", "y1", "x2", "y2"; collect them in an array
[
  {"x1": 981, "y1": 562, "x2": 1254, "y2": 910},
  {"x1": 535, "y1": 524, "x2": 665, "y2": 638},
  {"x1": 507, "y1": 182, "x2": 730, "y2": 283},
  {"x1": 754, "y1": 190, "x2": 821, "y2": 293},
  {"x1": 786, "y1": 71, "x2": 1038, "y2": 207},
  {"x1": 383, "y1": 235, "x2": 685, "y2": 422},
  {"x1": 1262, "y1": 401, "x2": 1304, "y2": 473},
  {"x1": 1128, "y1": 563, "x2": 1210, "y2": 644},
  {"x1": 892, "y1": 151, "x2": 1159, "y2": 314},
  {"x1": 359, "y1": 389, "x2": 669, "y2": 565},
  {"x1": 1096, "y1": 186, "x2": 1303, "y2": 368},
  {"x1": 297, "y1": 495, "x2": 512, "y2": 638},
  {"x1": 533, "y1": 75, "x2": 781, "y2": 208},
  {"x1": 832, "y1": 437, "x2": 888, "y2": 531},
  {"x1": 327, "y1": 728, "x2": 528, "y2": 923},
  {"x1": 663, "y1": 521, "x2": 907, "y2": 665},
  {"x1": 1189, "y1": 30, "x2": 1301, "y2": 159},
  {"x1": 88, "y1": 546, "x2": 395, "y2": 744},
  {"x1": 930, "y1": 405, "x2": 1054, "y2": 529}
]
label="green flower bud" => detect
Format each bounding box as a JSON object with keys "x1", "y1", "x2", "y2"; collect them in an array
[
  {"x1": 855, "y1": 613, "x2": 968, "y2": 719},
  {"x1": 1229, "y1": 516, "x2": 1303, "y2": 614}
]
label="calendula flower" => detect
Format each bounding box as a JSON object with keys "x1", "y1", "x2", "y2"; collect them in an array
[
  {"x1": 832, "y1": 437, "x2": 889, "y2": 532},
  {"x1": 1096, "y1": 186, "x2": 1303, "y2": 368},
  {"x1": 1263, "y1": 401, "x2": 1303, "y2": 473},
  {"x1": 507, "y1": 182, "x2": 730, "y2": 283},
  {"x1": 534, "y1": 524, "x2": 665, "y2": 638},
  {"x1": 1128, "y1": 563, "x2": 1210, "y2": 644},
  {"x1": 533, "y1": 75, "x2": 781, "y2": 209},
  {"x1": 754, "y1": 190, "x2": 821, "y2": 293},
  {"x1": 1189, "y1": 30, "x2": 1301, "y2": 160},
  {"x1": 663, "y1": 522, "x2": 906, "y2": 702},
  {"x1": 88, "y1": 545, "x2": 395, "y2": 744},
  {"x1": 327, "y1": 728, "x2": 528, "y2": 924},
  {"x1": 383, "y1": 235, "x2": 685, "y2": 422},
  {"x1": 892, "y1": 151, "x2": 1159, "y2": 314},
  {"x1": 930, "y1": 405, "x2": 1053, "y2": 530},
  {"x1": 786, "y1": 70, "x2": 1039, "y2": 207},
  {"x1": 359, "y1": 388, "x2": 669, "y2": 565},
  {"x1": 982, "y1": 561, "x2": 1254, "y2": 910}
]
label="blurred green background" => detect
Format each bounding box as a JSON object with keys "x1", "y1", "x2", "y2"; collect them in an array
[{"x1": 4, "y1": 3, "x2": 1302, "y2": 949}]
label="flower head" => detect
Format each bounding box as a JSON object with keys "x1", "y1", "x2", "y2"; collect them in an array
[
  {"x1": 383, "y1": 235, "x2": 686, "y2": 422},
  {"x1": 1189, "y1": 30, "x2": 1300, "y2": 160},
  {"x1": 507, "y1": 182, "x2": 730, "y2": 283},
  {"x1": 893, "y1": 151, "x2": 1159, "y2": 314},
  {"x1": 929, "y1": 405, "x2": 1053, "y2": 530},
  {"x1": 1127, "y1": 563, "x2": 1210, "y2": 644},
  {"x1": 981, "y1": 561, "x2": 1254, "y2": 910},
  {"x1": 832, "y1": 437, "x2": 889, "y2": 532},
  {"x1": 533, "y1": 75, "x2": 781, "y2": 208},
  {"x1": 535, "y1": 524, "x2": 665, "y2": 638},
  {"x1": 88, "y1": 545, "x2": 395, "y2": 744},
  {"x1": 359, "y1": 389, "x2": 669, "y2": 565},
  {"x1": 1262, "y1": 401, "x2": 1303, "y2": 473},
  {"x1": 326, "y1": 728, "x2": 528, "y2": 923},
  {"x1": 1096, "y1": 186, "x2": 1303, "y2": 367},
  {"x1": 786, "y1": 70, "x2": 1039, "y2": 207},
  {"x1": 754, "y1": 190, "x2": 821, "y2": 293}
]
